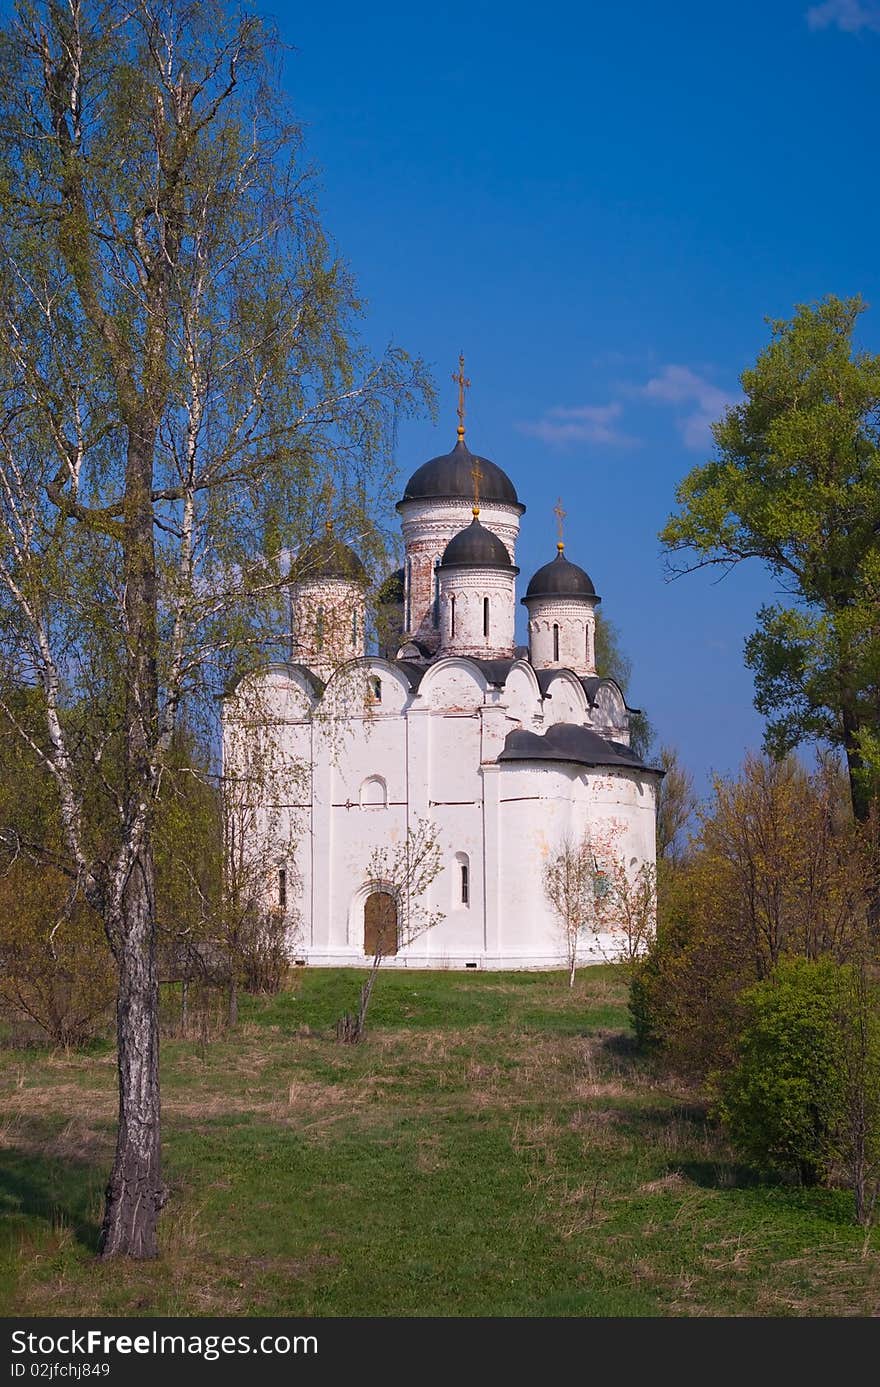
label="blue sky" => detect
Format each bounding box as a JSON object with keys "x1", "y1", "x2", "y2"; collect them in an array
[
  {"x1": 267, "y1": 3, "x2": 876, "y2": 785},
  {"x1": 267, "y1": 0, "x2": 880, "y2": 793}
]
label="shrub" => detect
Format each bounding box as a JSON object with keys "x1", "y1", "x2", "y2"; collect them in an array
[
  {"x1": 0, "y1": 861, "x2": 114, "y2": 1047},
  {"x1": 716, "y1": 957, "x2": 861, "y2": 1187}
]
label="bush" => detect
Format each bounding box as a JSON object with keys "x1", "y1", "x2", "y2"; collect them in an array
[
  {"x1": 0, "y1": 862, "x2": 114, "y2": 1047},
  {"x1": 716, "y1": 957, "x2": 862, "y2": 1187},
  {"x1": 628, "y1": 857, "x2": 750, "y2": 1076}
]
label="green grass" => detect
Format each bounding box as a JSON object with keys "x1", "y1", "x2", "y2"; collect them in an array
[{"x1": 1, "y1": 966, "x2": 878, "y2": 1317}]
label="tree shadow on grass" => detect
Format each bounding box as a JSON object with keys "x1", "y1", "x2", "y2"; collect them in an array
[{"x1": 0, "y1": 1140, "x2": 103, "y2": 1253}]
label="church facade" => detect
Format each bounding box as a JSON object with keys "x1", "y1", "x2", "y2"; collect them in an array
[{"x1": 223, "y1": 410, "x2": 661, "y2": 970}]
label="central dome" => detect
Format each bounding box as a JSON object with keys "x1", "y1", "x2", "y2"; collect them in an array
[
  {"x1": 399, "y1": 438, "x2": 522, "y2": 509},
  {"x1": 440, "y1": 516, "x2": 517, "y2": 570}
]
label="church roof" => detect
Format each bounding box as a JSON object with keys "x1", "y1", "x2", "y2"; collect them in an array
[
  {"x1": 290, "y1": 531, "x2": 367, "y2": 586},
  {"x1": 398, "y1": 438, "x2": 523, "y2": 510},
  {"x1": 440, "y1": 516, "x2": 518, "y2": 571},
  {"x1": 523, "y1": 549, "x2": 598, "y2": 603},
  {"x1": 498, "y1": 722, "x2": 660, "y2": 774}
]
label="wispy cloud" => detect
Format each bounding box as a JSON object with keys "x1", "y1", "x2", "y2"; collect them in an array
[
  {"x1": 638, "y1": 365, "x2": 739, "y2": 450},
  {"x1": 517, "y1": 401, "x2": 635, "y2": 447},
  {"x1": 806, "y1": 0, "x2": 880, "y2": 32}
]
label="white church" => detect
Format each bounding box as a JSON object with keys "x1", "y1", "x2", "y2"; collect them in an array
[{"x1": 223, "y1": 382, "x2": 661, "y2": 970}]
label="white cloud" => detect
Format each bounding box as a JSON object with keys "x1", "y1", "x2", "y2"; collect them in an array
[
  {"x1": 806, "y1": 0, "x2": 880, "y2": 32},
  {"x1": 638, "y1": 365, "x2": 739, "y2": 450},
  {"x1": 517, "y1": 401, "x2": 635, "y2": 447}
]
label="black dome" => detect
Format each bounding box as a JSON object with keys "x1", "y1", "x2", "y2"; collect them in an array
[
  {"x1": 399, "y1": 438, "x2": 521, "y2": 509},
  {"x1": 523, "y1": 549, "x2": 597, "y2": 602},
  {"x1": 292, "y1": 532, "x2": 367, "y2": 586},
  {"x1": 440, "y1": 517, "x2": 517, "y2": 570}
]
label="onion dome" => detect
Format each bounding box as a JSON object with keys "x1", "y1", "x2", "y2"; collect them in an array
[
  {"x1": 399, "y1": 438, "x2": 522, "y2": 509},
  {"x1": 291, "y1": 527, "x2": 367, "y2": 586},
  {"x1": 523, "y1": 548, "x2": 597, "y2": 602},
  {"x1": 440, "y1": 516, "x2": 517, "y2": 570}
]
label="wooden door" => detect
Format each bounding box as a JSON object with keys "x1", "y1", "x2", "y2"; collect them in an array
[{"x1": 364, "y1": 890, "x2": 398, "y2": 957}]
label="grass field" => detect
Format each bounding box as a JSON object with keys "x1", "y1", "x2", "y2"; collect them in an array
[{"x1": 1, "y1": 966, "x2": 878, "y2": 1317}]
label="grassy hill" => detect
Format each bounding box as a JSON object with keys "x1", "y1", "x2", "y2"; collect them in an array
[{"x1": 1, "y1": 966, "x2": 878, "y2": 1316}]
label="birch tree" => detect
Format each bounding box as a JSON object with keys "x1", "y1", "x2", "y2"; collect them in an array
[
  {"x1": 0, "y1": 0, "x2": 427, "y2": 1258},
  {"x1": 544, "y1": 832, "x2": 598, "y2": 987}
]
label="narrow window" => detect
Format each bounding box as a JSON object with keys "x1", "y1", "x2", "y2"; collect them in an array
[
  {"x1": 351, "y1": 608, "x2": 358, "y2": 648},
  {"x1": 586, "y1": 625, "x2": 590, "y2": 665},
  {"x1": 315, "y1": 605, "x2": 325, "y2": 652},
  {"x1": 405, "y1": 558, "x2": 412, "y2": 631},
  {"x1": 278, "y1": 868, "x2": 287, "y2": 911},
  {"x1": 455, "y1": 851, "x2": 470, "y2": 908},
  {"x1": 553, "y1": 623, "x2": 559, "y2": 661},
  {"x1": 450, "y1": 593, "x2": 456, "y2": 638},
  {"x1": 432, "y1": 558, "x2": 441, "y2": 625},
  {"x1": 369, "y1": 675, "x2": 382, "y2": 702},
  {"x1": 483, "y1": 596, "x2": 489, "y2": 639}
]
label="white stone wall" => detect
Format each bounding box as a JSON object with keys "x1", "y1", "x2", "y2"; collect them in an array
[
  {"x1": 223, "y1": 655, "x2": 659, "y2": 971},
  {"x1": 526, "y1": 595, "x2": 598, "y2": 676},
  {"x1": 398, "y1": 497, "x2": 521, "y2": 650},
  {"x1": 437, "y1": 565, "x2": 517, "y2": 660}
]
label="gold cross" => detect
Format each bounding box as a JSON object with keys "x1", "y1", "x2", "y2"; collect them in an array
[
  {"x1": 472, "y1": 454, "x2": 483, "y2": 517},
  {"x1": 554, "y1": 497, "x2": 566, "y2": 551},
  {"x1": 452, "y1": 352, "x2": 470, "y2": 441}
]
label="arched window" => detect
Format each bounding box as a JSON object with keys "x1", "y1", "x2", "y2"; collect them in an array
[
  {"x1": 553, "y1": 623, "x2": 559, "y2": 662},
  {"x1": 351, "y1": 608, "x2": 358, "y2": 649},
  {"x1": 450, "y1": 593, "x2": 456, "y2": 638},
  {"x1": 405, "y1": 558, "x2": 412, "y2": 631},
  {"x1": 360, "y1": 775, "x2": 387, "y2": 808},
  {"x1": 432, "y1": 558, "x2": 441, "y2": 625},
  {"x1": 369, "y1": 675, "x2": 382, "y2": 703},
  {"x1": 483, "y1": 596, "x2": 489, "y2": 639},
  {"x1": 454, "y1": 852, "x2": 470, "y2": 907}
]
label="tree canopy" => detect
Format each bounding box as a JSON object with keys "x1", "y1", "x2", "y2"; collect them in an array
[
  {"x1": 660, "y1": 295, "x2": 880, "y2": 821},
  {"x1": 0, "y1": 0, "x2": 429, "y2": 1257}
]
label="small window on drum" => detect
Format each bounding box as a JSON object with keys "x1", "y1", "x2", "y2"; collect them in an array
[
  {"x1": 316, "y1": 605, "x2": 325, "y2": 653},
  {"x1": 483, "y1": 596, "x2": 489, "y2": 639},
  {"x1": 450, "y1": 594, "x2": 456, "y2": 638},
  {"x1": 351, "y1": 609, "x2": 358, "y2": 648},
  {"x1": 553, "y1": 623, "x2": 560, "y2": 662}
]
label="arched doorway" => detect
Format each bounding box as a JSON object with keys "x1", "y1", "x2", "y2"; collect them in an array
[{"x1": 364, "y1": 890, "x2": 398, "y2": 957}]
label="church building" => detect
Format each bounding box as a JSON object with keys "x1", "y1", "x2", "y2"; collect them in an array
[{"x1": 223, "y1": 367, "x2": 661, "y2": 969}]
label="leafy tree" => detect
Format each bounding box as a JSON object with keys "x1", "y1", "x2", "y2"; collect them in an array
[
  {"x1": 660, "y1": 295, "x2": 880, "y2": 824},
  {"x1": 544, "y1": 831, "x2": 600, "y2": 988},
  {"x1": 631, "y1": 753, "x2": 870, "y2": 1076},
  {"x1": 655, "y1": 744, "x2": 695, "y2": 863},
  {"x1": 0, "y1": 0, "x2": 428, "y2": 1257}
]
